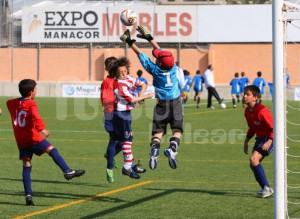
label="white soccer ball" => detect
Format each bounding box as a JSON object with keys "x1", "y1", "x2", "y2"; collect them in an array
[
  {"x1": 220, "y1": 103, "x2": 226, "y2": 109},
  {"x1": 120, "y1": 9, "x2": 137, "y2": 26}
]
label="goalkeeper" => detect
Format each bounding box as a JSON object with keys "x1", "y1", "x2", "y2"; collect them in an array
[{"x1": 120, "y1": 26, "x2": 184, "y2": 170}]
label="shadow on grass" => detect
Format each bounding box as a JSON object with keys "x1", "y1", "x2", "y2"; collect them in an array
[
  {"x1": 0, "y1": 177, "x2": 113, "y2": 206},
  {"x1": 0, "y1": 176, "x2": 101, "y2": 187},
  {"x1": 80, "y1": 188, "x2": 254, "y2": 219},
  {"x1": 0, "y1": 189, "x2": 124, "y2": 206}
]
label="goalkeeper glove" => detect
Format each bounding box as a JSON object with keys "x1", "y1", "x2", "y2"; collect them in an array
[
  {"x1": 120, "y1": 29, "x2": 136, "y2": 46},
  {"x1": 136, "y1": 25, "x2": 153, "y2": 42}
]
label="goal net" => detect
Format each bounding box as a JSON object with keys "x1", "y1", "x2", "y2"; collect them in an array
[{"x1": 276, "y1": 1, "x2": 300, "y2": 219}]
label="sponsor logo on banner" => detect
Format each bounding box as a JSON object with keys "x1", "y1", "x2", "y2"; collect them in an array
[
  {"x1": 63, "y1": 84, "x2": 100, "y2": 98},
  {"x1": 22, "y1": 7, "x2": 102, "y2": 43},
  {"x1": 21, "y1": 5, "x2": 197, "y2": 43}
]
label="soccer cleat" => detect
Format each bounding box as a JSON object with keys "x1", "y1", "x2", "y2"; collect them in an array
[
  {"x1": 233, "y1": 104, "x2": 237, "y2": 108},
  {"x1": 104, "y1": 153, "x2": 119, "y2": 169},
  {"x1": 164, "y1": 148, "x2": 178, "y2": 169},
  {"x1": 106, "y1": 169, "x2": 114, "y2": 183},
  {"x1": 149, "y1": 147, "x2": 159, "y2": 170},
  {"x1": 256, "y1": 187, "x2": 264, "y2": 195},
  {"x1": 26, "y1": 195, "x2": 34, "y2": 206},
  {"x1": 64, "y1": 169, "x2": 85, "y2": 180},
  {"x1": 122, "y1": 167, "x2": 140, "y2": 179},
  {"x1": 132, "y1": 160, "x2": 146, "y2": 174},
  {"x1": 208, "y1": 106, "x2": 215, "y2": 110},
  {"x1": 259, "y1": 186, "x2": 274, "y2": 198}
]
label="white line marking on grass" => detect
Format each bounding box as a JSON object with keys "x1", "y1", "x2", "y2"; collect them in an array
[{"x1": 13, "y1": 180, "x2": 154, "y2": 219}]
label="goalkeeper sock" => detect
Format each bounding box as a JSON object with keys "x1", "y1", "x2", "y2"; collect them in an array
[{"x1": 169, "y1": 137, "x2": 180, "y2": 152}]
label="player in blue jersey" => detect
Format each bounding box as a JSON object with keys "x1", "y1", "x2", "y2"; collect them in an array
[
  {"x1": 285, "y1": 68, "x2": 291, "y2": 88},
  {"x1": 253, "y1": 71, "x2": 266, "y2": 104},
  {"x1": 136, "y1": 69, "x2": 148, "y2": 95},
  {"x1": 192, "y1": 70, "x2": 205, "y2": 108},
  {"x1": 182, "y1": 70, "x2": 193, "y2": 106},
  {"x1": 230, "y1": 72, "x2": 241, "y2": 108},
  {"x1": 239, "y1": 72, "x2": 250, "y2": 106},
  {"x1": 120, "y1": 26, "x2": 184, "y2": 170}
]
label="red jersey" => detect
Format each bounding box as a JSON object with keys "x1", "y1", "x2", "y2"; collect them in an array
[
  {"x1": 244, "y1": 103, "x2": 274, "y2": 139},
  {"x1": 100, "y1": 76, "x2": 117, "y2": 113},
  {"x1": 7, "y1": 98, "x2": 46, "y2": 149}
]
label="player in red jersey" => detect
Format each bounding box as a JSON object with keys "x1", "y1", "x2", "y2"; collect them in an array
[
  {"x1": 100, "y1": 56, "x2": 122, "y2": 183},
  {"x1": 243, "y1": 85, "x2": 274, "y2": 198},
  {"x1": 6, "y1": 79, "x2": 85, "y2": 206}
]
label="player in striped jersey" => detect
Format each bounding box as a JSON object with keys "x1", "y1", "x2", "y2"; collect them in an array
[{"x1": 112, "y1": 57, "x2": 153, "y2": 179}]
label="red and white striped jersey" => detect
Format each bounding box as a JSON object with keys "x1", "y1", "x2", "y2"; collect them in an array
[{"x1": 114, "y1": 75, "x2": 140, "y2": 111}]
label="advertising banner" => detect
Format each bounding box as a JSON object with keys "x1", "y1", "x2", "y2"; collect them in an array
[
  {"x1": 62, "y1": 84, "x2": 155, "y2": 98},
  {"x1": 62, "y1": 84, "x2": 100, "y2": 98},
  {"x1": 22, "y1": 5, "x2": 197, "y2": 43}
]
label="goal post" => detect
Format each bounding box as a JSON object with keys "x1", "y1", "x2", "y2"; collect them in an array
[
  {"x1": 272, "y1": 1, "x2": 286, "y2": 218},
  {"x1": 274, "y1": 1, "x2": 300, "y2": 218}
]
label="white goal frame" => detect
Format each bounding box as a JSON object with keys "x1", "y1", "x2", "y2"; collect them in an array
[{"x1": 273, "y1": 1, "x2": 300, "y2": 218}]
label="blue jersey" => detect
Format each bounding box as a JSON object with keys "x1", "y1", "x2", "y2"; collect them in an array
[
  {"x1": 136, "y1": 77, "x2": 148, "y2": 93},
  {"x1": 253, "y1": 77, "x2": 266, "y2": 94},
  {"x1": 230, "y1": 78, "x2": 241, "y2": 95},
  {"x1": 138, "y1": 53, "x2": 181, "y2": 100},
  {"x1": 192, "y1": 75, "x2": 204, "y2": 92},
  {"x1": 240, "y1": 77, "x2": 249, "y2": 93},
  {"x1": 183, "y1": 76, "x2": 192, "y2": 92},
  {"x1": 285, "y1": 73, "x2": 290, "y2": 88}
]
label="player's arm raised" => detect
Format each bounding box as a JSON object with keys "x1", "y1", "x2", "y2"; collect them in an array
[
  {"x1": 136, "y1": 26, "x2": 159, "y2": 49},
  {"x1": 120, "y1": 29, "x2": 141, "y2": 55}
]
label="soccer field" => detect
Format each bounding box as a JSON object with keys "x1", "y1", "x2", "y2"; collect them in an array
[{"x1": 0, "y1": 97, "x2": 300, "y2": 219}]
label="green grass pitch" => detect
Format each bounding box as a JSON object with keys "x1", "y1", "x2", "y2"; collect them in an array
[{"x1": 0, "y1": 97, "x2": 300, "y2": 218}]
